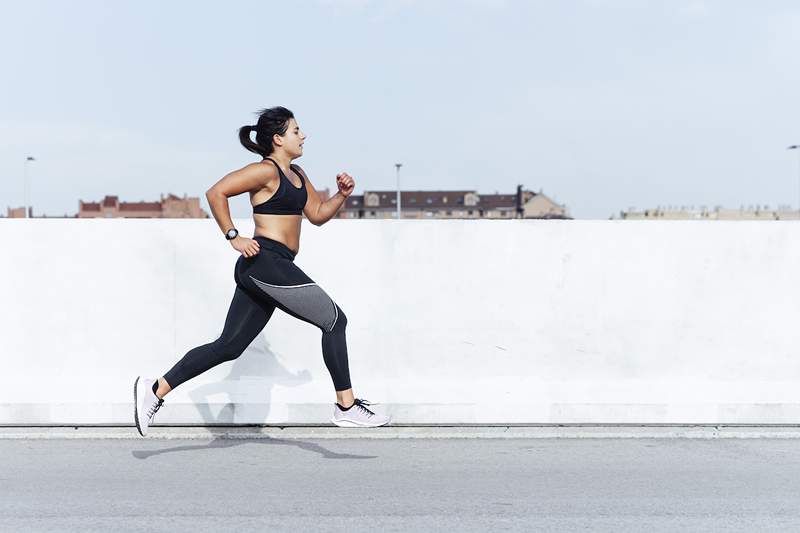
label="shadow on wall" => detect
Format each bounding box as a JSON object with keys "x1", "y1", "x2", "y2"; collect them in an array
[{"x1": 187, "y1": 336, "x2": 311, "y2": 424}]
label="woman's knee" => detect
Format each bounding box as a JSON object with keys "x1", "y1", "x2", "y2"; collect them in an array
[
  {"x1": 332, "y1": 304, "x2": 347, "y2": 331},
  {"x1": 210, "y1": 336, "x2": 248, "y2": 362}
]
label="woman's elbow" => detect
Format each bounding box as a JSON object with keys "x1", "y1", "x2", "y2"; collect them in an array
[
  {"x1": 304, "y1": 207, "x2": 324, "y2": 226},
  {"x1": 206, "y1": 187, "x2": 227, "y2": 201}
]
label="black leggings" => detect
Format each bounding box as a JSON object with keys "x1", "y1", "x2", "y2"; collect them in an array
[{"x1": 163, "y1": 236, "x2": 351, "y2": 391}]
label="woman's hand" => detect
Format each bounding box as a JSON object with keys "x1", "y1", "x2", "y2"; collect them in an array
[
  {"x1": 230, "y1": 236, "x2": 260, "y2": 258},
  {"x1": 336, "y1": 172, "x2": 355, "y2": 197}
]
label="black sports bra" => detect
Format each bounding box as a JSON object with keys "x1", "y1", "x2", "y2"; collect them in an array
[{"x1": 253, "y1": 157, "x2": 307, "y2": 215}]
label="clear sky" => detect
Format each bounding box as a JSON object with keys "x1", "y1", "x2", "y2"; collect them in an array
[{"x1": 1, "y1": 0, "x2": 799, "y2": 219}]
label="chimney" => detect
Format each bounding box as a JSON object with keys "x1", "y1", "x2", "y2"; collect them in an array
[{"x1": 515, "y1": 184, "x2": 524, "y2": 219}]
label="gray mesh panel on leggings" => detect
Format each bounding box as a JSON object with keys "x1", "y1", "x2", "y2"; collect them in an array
[{"x1": 249, "y1": 277, "x2": 339, "y2": 332}]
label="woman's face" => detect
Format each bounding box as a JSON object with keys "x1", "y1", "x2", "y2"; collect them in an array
[{"x1": 276, "y1": 118, "x2": 306, "y2": 158}]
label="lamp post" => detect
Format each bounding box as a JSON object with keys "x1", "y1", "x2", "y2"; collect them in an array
[
  {"x1": 789, "y1": 146, "x2": 800, "y2": 217},
  {"x1": 24, "y1": 156, "x2": 35, "y2": 219},
  {"x1": 395, "y1": 163, "x2": 402, "y2": 219}
]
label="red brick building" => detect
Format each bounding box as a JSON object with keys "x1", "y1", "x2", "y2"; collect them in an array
[{"x1": 78, "y1": 193, "x2": 209, "y2": 218}]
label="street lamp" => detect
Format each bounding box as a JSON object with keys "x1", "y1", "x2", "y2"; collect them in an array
[
  {"x1": 24, "y1": 156, "x2": 35, "y2": 219},
  {"x1": 789, "y1": 145, "x2": 800, "y2": 217},
  {"x1": 395, "y1": 163, "x2": 402, "y2": 219}
]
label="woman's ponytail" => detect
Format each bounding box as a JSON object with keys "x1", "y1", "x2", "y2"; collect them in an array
[
  {"x1": 239, "y1": 125, "x2": 269, "y2": 158},
  {"x1": 238, "y1": 107, "x2": 294, "y2": 159}
]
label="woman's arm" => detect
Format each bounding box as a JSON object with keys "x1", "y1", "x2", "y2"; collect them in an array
[
  {"x1": 205, "y1": 162, "x2": 277, "y2": 257},
  {"x1": 295, "y1": 165, "x2": 354, "y2": 226},
  {"x1": 205, "y1": 162, "x2": 276, "y2": 236}
]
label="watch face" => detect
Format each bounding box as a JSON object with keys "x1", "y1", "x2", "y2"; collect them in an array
[{"x1": 226, "y1": 229, "x2": 238, "y2": 239}]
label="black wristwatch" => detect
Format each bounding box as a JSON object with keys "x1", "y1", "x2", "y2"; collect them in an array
[{"x1": 224, "y1": 228, "x2": 239, "y2": 240}]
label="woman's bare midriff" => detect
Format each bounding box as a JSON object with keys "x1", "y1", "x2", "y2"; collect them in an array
[{"x1": 253, "y1": 213, "x2": 302, "y2": 254}]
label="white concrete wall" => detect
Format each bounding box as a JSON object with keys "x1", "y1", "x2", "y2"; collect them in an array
[{"x1": 1, "y1": 218, "x2": 799, "y2": 425}]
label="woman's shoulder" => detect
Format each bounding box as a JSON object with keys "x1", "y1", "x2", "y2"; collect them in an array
[
  {"x1": 241, "y1": 160, "x2": 279, "y2": 178},
  {"x1": 224, "y1": 161, "x2": 279, "y2": 190}
]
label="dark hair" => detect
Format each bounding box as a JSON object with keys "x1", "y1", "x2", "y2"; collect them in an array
[{"x1": 238, "y1": 106, "x2": 295, "y2": 158}]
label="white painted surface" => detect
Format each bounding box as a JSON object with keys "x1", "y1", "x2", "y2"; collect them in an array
[{"x1": 1, "y1": 218, "x2": 799, "y2": 424}]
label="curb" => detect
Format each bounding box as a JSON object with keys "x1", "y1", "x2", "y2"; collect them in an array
[{"x1": 5, "y1": 425, "x2": 800, "y2": 439}]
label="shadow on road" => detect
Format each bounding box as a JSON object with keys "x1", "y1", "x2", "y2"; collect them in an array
[{"x1": 131, "y1": 436, "x2": 377, "y2": 460}]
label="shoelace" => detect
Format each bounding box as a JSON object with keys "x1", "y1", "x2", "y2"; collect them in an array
[
  {"x1": 146, "y1": 398, "x2": 164, "y2": 420},
  {"x1": 353, "y1": 398, "x2": 375, "y2": 417}
]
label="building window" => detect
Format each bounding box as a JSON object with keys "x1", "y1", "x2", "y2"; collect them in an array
[
  {"x1": 446, "y1": 210, "x2": 452, "y2": 216},
  {"x1": 426, "y1": 198, "x2": 432, "y2": 204},
  {"x1": 410, "y1": 198, "x2": 416, "y2": 203},
  {"x1": 468, "y1": 210, "x2": 473, "y2": 215},
  {"x1": 370, "y1": 211, "x2": 376, "y2": 216},
  {"x1": 391, "y1": 199, "x2": 396, "y2": 204}
]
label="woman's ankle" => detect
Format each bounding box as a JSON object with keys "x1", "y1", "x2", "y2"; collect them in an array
[
  {"x1": 336, "y1": 388, "x2": 354, "y2": 408},
  {"x1": 155, "y1": 377, "x2": 172, "y2": 399}
]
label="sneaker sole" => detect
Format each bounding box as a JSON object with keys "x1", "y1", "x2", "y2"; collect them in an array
[
  {"x1": 133, "y1": 376, "x2": 145, "y2": 437},
  {"x1": 330, "y1": 417, "x2": 391, "y2": 428}
]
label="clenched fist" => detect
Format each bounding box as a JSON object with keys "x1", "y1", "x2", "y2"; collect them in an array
[{"x1": 336, "y1": 172, "x2": 355, "y2": 197}]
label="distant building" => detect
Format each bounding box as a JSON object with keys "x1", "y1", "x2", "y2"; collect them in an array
[
  {"x1": 78, "y1": 193, "x2": 210, "y2": 219},
  {"x1": 316, "y1": 189, "x2": 331, "y2": 203},
  {"x1": 4, "y1": 206, "x2": 75, "y2": 218},
  {"x1": 5, "y1": 207, "x2": 28, "y2": 218},
  {"x1": 615, "y1": 205, "x2": 800, "y2": 221},
  {"x1": 337, "y1": 186, "x2": 570, "y2": 219}
]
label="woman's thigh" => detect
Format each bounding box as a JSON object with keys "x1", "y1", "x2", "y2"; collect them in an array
[
  {"x1": 218, "y1": 285, "x2": 277, "y2": 350},
  {"x1": 239, "y1": 253, "x2": 341, "y2": 332}
]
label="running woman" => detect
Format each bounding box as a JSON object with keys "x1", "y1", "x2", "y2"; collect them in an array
[{"x1": 134, "y1": 106, "x2": 390, "y2": 436}]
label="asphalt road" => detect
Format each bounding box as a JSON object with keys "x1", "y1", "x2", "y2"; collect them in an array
[{"x1": 2, "y1": 437, "x2": 800, "y2": 532}]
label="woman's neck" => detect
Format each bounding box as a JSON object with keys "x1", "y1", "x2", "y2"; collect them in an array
[{"x1": 266, "y1": 153, "x2": 292, "y2": 173}]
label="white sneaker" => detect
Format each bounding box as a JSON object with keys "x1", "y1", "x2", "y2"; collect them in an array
[
  {"x1": 331, "y1": 398, "x2": 391, "y2": 427},
  {"x1": 134, "y1": 376, "x2": 164, "y2": 437}
]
